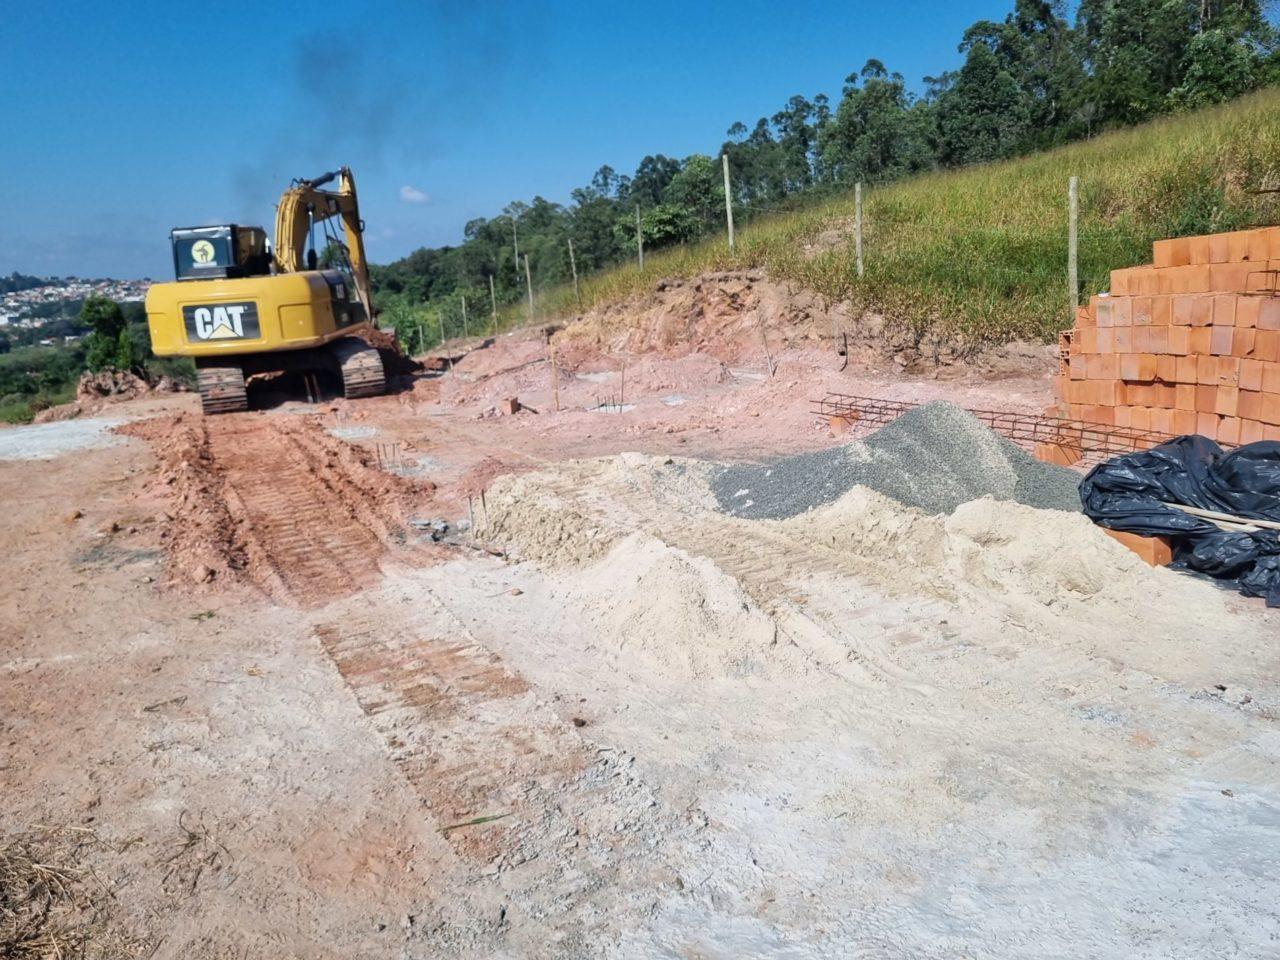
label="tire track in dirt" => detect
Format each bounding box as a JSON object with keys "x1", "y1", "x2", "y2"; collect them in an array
[
  {"x1": 312, "y1": 590, "x2": 701, "y2": 949},
  {"x1": 209, "y1": 420, "x2": 392, "y2": 605},
  {"x1": 126, "y1": 413, "x2": 434, "y2": 607}
]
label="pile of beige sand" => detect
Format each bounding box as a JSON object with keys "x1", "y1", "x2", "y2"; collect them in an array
[
  {"x1": 483, "y1": 451, "x2": 1246, "y2": 688},
  {"x1": 558, "y1": 532, "x2": 802, "y2": 683}
]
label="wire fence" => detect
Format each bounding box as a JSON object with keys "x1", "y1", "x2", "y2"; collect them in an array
[{"x1": 388, "y1": 167, "x2": 1280, "y2": 353}]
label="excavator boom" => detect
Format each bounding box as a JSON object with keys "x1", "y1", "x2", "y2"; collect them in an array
[{"x1": 273, "y1": 166, "x2": 372, "y2": 321}]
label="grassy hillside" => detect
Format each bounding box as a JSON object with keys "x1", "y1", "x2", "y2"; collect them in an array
[{"x1": 512, "y1": 88, "x2": 1280, "y2": 346}]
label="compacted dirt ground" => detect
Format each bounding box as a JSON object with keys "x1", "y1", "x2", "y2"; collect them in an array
[{"x1": 3, "y1": 287, "x2": 1279, "y2": 958}]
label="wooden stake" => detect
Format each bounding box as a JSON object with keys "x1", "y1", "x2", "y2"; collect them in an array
[
  {"x1": 489, "y1": 273, "x2": 497, "y2": 321},
  {"x1": 467, "y1": 496, "x2": 475, "y2": 538},
  {"x1": 854, "y1": 182, "x2": 864, "y2": 279},
  {"x1": 722, "y1": 153, "x2": 735, "y2": 251},
  {"x1": 551, "y1": 345, "x2": 560, "y2": 411},
  {"x1": 524, "y1": 253, "x2": 534, "y2": 321},
  {"x1": 1068, "y1": 175, "x2": 1079, "y2": 318},
  {"x1": 635, "y1": 205, "x2": 644, "y2": 271},
  {"x1": 1167, "y1": 501, "x2": 1280, "y2": 532},
  {"x1": 620, "y1": 358, "x2": 626, "y2": 405},
  {"x1": 568, "y1": 237, "x2": 581, "y2": 310},
  {"x1": 461, "y1": 294, "x2": 469, "y2": 338},
  {"x1": 760, "y1": 325, "x2": 774, "y2": 377}
]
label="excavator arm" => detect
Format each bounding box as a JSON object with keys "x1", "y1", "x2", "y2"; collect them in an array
[{"x1": 273, "y1": 166, "x2": 373, "y2": 322}]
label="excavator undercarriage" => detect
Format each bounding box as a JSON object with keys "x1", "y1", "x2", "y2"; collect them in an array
[{"x1": 195, "y1": 336, "x2": 386, "y2": 414}]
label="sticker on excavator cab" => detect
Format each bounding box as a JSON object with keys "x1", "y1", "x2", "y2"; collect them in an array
[
  {"x1": 191, "y1": 240, "x2": 217, "y2": 264},
  {"x1": 182, "y1": 302, "x2": 260, "y2": 341}
]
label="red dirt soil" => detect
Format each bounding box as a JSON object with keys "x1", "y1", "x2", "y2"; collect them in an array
[{"x1": 119, "y1": 413, "x2": 437, "y2": 606}]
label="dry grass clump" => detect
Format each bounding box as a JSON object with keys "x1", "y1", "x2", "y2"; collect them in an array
[{"x1": 0, "y1": 826, "x2": 149, "y2": 959}]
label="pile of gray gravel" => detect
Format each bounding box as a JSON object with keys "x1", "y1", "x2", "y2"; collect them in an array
[{"x1": 712, "y1": 401, "x2": 1083, "y2": 519}]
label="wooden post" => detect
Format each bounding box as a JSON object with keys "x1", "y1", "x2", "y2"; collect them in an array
[
  {"x1": 461, "y1": 294, "x2": 469, "y2": 338},
  {"x1": 524, "y1": 253, "x2": 534, "y2": 321},
  {"x1": 568, "y1": 237, "x2": 581, "y2": 309},
  {"x1": 417, "y1": 321, "x2": 426, "y2": 355},
  {"x1": 438, "y1": 307, "x2": 446, "y2": 348},
  {"x1": 722, "y1": 153, "x2": 735, "y2": 251},
  {"x1": 1068, "y1": 175, "x2": 1079, "y2": 317},
  {"x1": 512, "y1": 216, "x2": 519, "y2": 274},
  {"x1": 635, "y1": 205, "x2": 644, "y2": 271},
  {"x1": 854, "y1": 182, "x2": 864, "y2": 278},
  {"x1": 489, "y1": 273, "x2": 497, "y2": 321},
  {"x1": 550, "y1": 345, "x2": 560, "y2": 411},
  {"x1": 620, "y1": 358, "x2": 626, "y2": 405}
]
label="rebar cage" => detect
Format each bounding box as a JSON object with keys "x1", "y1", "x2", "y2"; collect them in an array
[{"x1": 811, "y1": 393, "x2": 1200, "y2": 467}]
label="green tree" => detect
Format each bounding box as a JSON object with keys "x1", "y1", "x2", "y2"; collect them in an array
[
  {"x1": 623, "y1": 205, "x2": 699, "y2": 250},
  {"x1": 81, "y1": 295, "x2": 140, "y2": 373},
  {"x1": 937, "y1": 43, "x2": 1030, "y2": 165},
  {"x1": 1170, "y1": 27, "x2": 1261, "y2": 108},
  {"x1": 770, "y1": 95, "x2": 818, "y2": 192},
  {"x1": 569, "y1": 180, "x2": 626, "y2": 272},
  {"x1": 819, "y1": 60, "x2": 936, "y2": 184},
  {"x1": 375, "y1": 292, "x2": 434, "y2": 352},
  {"x1": 624, "y1": 155, "x2": 681, "y2": 208},
  {"x1": 663, "y1": 154, "x2": 724, "y2": 233},
  {"x1": 960, "y1": 1, "x2": 1083, "y2": 148},
  {"x1": 1077, "y1": 0, "x2": 1198, "y2": 126}
]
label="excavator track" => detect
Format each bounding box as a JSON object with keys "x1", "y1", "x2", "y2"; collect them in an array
[
  {"x1": 329, "y1": 336, "x2": 386, "y2": 400},
  {"x1": 196, "y1": 364, "x2": 248, "y2": 414}
]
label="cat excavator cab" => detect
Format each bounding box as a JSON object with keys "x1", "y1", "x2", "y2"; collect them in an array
[{"x1": 144, "y1": 167, "x2": 386, "y2": 413}]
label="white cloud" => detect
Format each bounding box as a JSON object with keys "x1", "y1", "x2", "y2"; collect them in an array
[{"x1": 399, "y1": 185, "x2": 429, "y2": 203}]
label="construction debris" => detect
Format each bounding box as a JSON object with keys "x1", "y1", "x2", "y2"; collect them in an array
[
  {"x1": 1081, "y1": 434, "x2": 1280, "y2": 604},
  {"x1": 1101, "y1": 528, "x2": 1174, "y2": 566},
  {"x1": 712, "y1": 401, "x2": 1082, "y2": 519}
]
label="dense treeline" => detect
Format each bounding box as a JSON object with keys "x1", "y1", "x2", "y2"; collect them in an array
[{"x1": 373, "y1": 0, "x2": 1278, "y2": 348}]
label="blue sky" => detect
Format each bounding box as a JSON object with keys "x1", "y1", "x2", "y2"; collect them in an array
[{"x1": 2, "y1": 0, "x2": 1015, "y2": 279}]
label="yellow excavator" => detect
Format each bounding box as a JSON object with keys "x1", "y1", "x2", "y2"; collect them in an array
[{"x1": 145, "y1": 167, "x2": 386, "y2": 413}]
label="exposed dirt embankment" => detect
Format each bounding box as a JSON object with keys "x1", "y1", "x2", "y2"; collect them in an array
[
  {"x1": 119, "y1": 413, "x2": 435, "y2": 605},
  {"x1": 32, "y1": 370, "x2": 188, "y2": 423},
  {"x1": 560, "y1": 270, "x2": 1054, "y2": 379},
  {"x1": 361, "y1": 325, "x2": 423, "y2": 377}
]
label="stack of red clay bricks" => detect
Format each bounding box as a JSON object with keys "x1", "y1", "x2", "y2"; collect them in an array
[{"x1": 1048, "y1": 226, "x2": 1280, "y2": 463}]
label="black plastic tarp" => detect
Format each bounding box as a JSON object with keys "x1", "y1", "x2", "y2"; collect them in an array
[{"x1": 1079, "y1": 436, "x2": 1280, "y2": 606}]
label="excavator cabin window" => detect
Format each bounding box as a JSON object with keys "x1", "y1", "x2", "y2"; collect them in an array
[{"x1": 170, "y1": 224, "x2": 271, "y2": 281}]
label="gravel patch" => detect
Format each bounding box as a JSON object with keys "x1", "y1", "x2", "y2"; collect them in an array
[
  {"x1": 0, "y1": 417, "x2": 126, "y2": 461},
  {"x1": 712, "y1": 401, "x2": 1082, "y2": 519}
]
